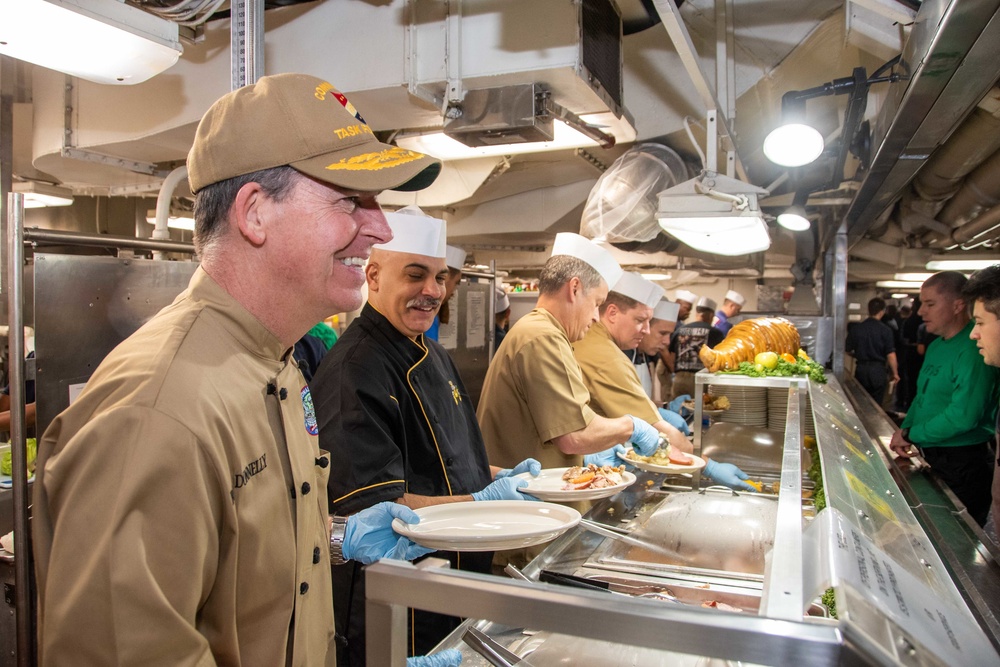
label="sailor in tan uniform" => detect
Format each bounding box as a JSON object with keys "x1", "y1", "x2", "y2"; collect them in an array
[
  {"x1": 32, "y1": 73, "x2": 454, "y2": 667},
  {"x1": 573, "y1": 272, "x2": 692, "y2": 454},
  {"x1": 478, "y1": 233, "x2": 663, "y2": 471}
]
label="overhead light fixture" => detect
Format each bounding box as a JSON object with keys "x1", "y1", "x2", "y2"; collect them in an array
[
  {"x1": 146, "y1": 212, "x2": 195, "y2": 231},
  {"x1": 763, "y1": 124, "x2": 824, "y2": 168},
  {"x1": 395, "y1": 112, "x2": 636, "y2": 161},
  {"x1": 776, "y1": 191, "x2": 811, "y2": 231},
  {"x1": 876, "y1": 280, "x2": 925, "y2": 289},
  {"x1": 764, "y1": 66, "x2": 892, "y2": 172},
  {"x1": 891, "y1": 293, "x2": 912, "y2": 299},
  {"x1": 926, "y1": 256, "x2": 1000, "y2": 271},
  {"x1": 893, "y1": 272, "x2": 936, "y2": 282},
  {"x1": 12, "y1": 181, "x2": 74, "y2": 208},
  {"x1": 641, "y1": 273, "x2": 672, "y2": 281},
  {"x1": 0, "y1": 0, "x2": 182, "y2": 86},
  {"x1": 656, "y1": 172, "x2": 771, "y2": 256}
]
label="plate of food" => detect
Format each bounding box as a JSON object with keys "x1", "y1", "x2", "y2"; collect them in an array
[
  {"x1": 0, "y1": 442, "x2": 36, "y2": 489},
  {"x1": 391, "y1": 501, "x2": 581, "y2": 552},
  {"x1": 514, "y1": 465, "x2": 637, "y2": 502},
  {"x1": 683, "y1": 394, "x2": 730, "y2": 416},
  {"x1": 618, "y1": 446, "x2": 707, "y2": 474}
]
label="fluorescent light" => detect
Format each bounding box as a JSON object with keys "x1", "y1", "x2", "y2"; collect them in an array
[
  {"x1": 395, "y1": 112, "x2": 636, "y2": 161},
  {"x1": 763, "y1": 123, "x2": 824, "y2": 167},
  {"x1": 657, "y1": 172, "x2": 771, "y2": 255},
  {"x1": 641, "y1": 273, "x2": 672, "y2": 281},
  {"x1": 146, "y1": 214, "x2": 195, "y2": 231},
  {"x1": 876, "y1": 280, "x2": 925, "y2": 289},
  {"x1": 926, "y1": 257, "x2": 1000, "y2": 271},
  {"x1": 12, "y1": 182, "x2": 74, "y2": 208},
  {"x1": 893, "y1": 272, "x2": 935, "y2": 282},
  {"x1": 777, "y1": 208, "x2": 810, "y2": 231},
  {"x1": 0, "y1": 0, "x2": 182, "y2": 86},
  {"x1": 891, "y1": 293, "x2": 911, "y2": 299}
]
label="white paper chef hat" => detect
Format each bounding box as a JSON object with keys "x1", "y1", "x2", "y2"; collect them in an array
[
  {"x1": 724, "y1": 289, "x2": 746, "y2": 306},
  {"x1": 446, "y1": 245, "x2": 467, "y2": 270},
  {"x1": 674, "y1": 289, "x2": 697, "y2": 304},
  {"x1": 697, "y1": 296, "x2": 717, "y2": 311},
  {"x1": 495, "y1": 287, "x2": 510, "y2": 313},
  {"x1": 652, "y1": 299, "x2": 680, "y2": 322},
  {"x1": 376, "y1": 206, "x2": 447, "y2": 258},
  {"x1": 611, "y1": 272, "x2": 666, "y2": 308},
  {"x1": 550, "y1": 232, "x2": 623, "y2": 288}
]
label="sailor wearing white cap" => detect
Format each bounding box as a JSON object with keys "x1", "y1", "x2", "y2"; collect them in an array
[
  {"x1": 713, "y1": 289, "x2": 746, "y2": 334},
  {"x1": 494, "y1": 286, "x2": 511, "y2": 349},
  {"x1": 478, "y1": 236, "x2": 661, "y2": 548},
  {"x1": 421, "y1": 225, "x2": 467, "y2": 340},
  {"x1": 674, "y1": 289, "x2": 697, "y2": 322},
  {"x1": 310, "y1": 209, "x2": 539, "y2": 659},
  {"x1": 635, "y1": 298, "x2": 680, "y2": 402},
  {"x1": 572, "y1": 273, "x2": 696, "y2": 462}
]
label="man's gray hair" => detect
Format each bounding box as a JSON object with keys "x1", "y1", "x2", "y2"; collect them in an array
[
  {"x1": 538, "y1": 255, "x2": 604, "y2": 295},
  {"x1": 193, "y1": 165, "x2": 301, "y2": 255}
]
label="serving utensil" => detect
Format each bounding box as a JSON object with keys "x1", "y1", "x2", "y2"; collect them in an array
[{"x1": 462, "y1": 626, "x2": 522, "y2": 666}]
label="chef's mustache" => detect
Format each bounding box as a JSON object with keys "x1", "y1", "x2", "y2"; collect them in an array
[{"x1": 407, "y1": 296, "x2": 442, "y2": 310}]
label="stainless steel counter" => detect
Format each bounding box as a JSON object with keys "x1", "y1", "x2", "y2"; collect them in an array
[{"x1": 365, "y1": 374, "x2": 1000, "y2": 666}]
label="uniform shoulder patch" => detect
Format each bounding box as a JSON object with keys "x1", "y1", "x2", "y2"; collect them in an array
[{"x1": 301, "y1": 386, "x2": 319, "y2": 435}]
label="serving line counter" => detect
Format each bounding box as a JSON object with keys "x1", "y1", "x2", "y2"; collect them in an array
[{"x1": 366, "y1": 374, "x2": 1000, "y2": 666}]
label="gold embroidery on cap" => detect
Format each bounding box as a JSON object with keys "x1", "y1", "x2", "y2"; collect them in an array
[
  {"x1": 334, "y1": 125, "x2": 375, "y2": 140},
  {"x1": 325, "y1": 148, "x2": 425, "y2": 172},
  {"x1": 314, "y1": 82, "x2": 335, "y2": 101}
]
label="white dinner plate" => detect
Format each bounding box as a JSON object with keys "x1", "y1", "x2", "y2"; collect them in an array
[
  {"x1": 513, "y1": 467, "x2": 637, "y2": 502},
  {"x1": 391, "y1": 501, "x2": 581, "y2": 552},
  {"x1": 618, "y1": 450, "x2": 707, "y2": 474}
]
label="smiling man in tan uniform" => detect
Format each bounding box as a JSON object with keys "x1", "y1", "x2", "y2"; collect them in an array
[{"x1": 32, "y1": 73, "x2": 450, "y2": 666}]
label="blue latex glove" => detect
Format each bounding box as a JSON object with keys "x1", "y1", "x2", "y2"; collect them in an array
[
  {"x1": 342, "y1": 502, "x2": 435, "y2": 564},
  {"x1": 583, "y1": 444, "x2": 628, "y2": 468},
  {"x1": 472, "y1": 476, "x2": 539, "y2": 501},
  {"x1": 667, "y1": 394, "x2": 693, "y2": 416},
  {"x1": 704, "y1": 459, "x2": 756, "y2": 492},
  {"x1": 407, "y1": 649, "x2": 463, "y2": 667},
  {"x1": 627, "y1": 415, "x2": 661, "y2": 456},
  {"x1": 494, "y1": 457, "x2": 541, "y2": 480},
  {"x1": 657, "y1": 407, "x2": 691, "y2": 436}
]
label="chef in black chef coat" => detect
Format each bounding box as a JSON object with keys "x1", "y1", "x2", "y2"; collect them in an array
[{"x1": 311, "y1": 206, "x2": 538, "y2": 666}]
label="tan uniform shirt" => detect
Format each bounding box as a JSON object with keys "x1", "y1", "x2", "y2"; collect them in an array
[
  {"x1": 478, "y1": 308, "x2": 596, "y2": 470},
  {"x1": 573, "y1": 322, "x2": 660, "y2": 425},
  {"x1": 33, "y1": 268, "x2": 335, "y2": 666}
]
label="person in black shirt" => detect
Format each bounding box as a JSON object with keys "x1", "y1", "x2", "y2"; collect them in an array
[{"x1": 846, "y1": 297, "x2": 900, "y2": 404}]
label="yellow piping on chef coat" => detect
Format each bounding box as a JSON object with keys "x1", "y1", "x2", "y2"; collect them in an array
[
  {"x1": 405, "y1": 334, "x2": 454, "y2": 496},
  {"x1": 333, "y1": 479, "x2": 406, "y2": 505}
]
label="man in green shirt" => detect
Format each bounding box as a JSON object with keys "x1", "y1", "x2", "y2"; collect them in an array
[{"x1": 890, "y1": 271, "x2": 999, "y2": 526}]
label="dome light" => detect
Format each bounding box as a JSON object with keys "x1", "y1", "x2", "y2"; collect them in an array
[
  {"x1": 763, "y1": 124, "x2": 825, "y2": 167},
  {"x1": 777, "y1": 206, "x2": 810, "y2": 231}
]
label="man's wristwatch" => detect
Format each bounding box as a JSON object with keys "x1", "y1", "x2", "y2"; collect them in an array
[
  {"x1": 900, "y1": 428, "x2": 911, "y2": 444},
  {"x1": 329, "y1": 515, "x2": 349, "y2": 565}
]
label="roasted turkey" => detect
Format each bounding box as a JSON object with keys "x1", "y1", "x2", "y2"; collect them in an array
[{"x1": 698, "y1": 317, "x2": 801, "y2": 372}]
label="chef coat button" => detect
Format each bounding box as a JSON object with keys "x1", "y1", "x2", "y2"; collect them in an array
[
  {"x1": 266, "y1": 383, "x2": 277, "y2": 395},
  {"x1": 301, "y1": 482, "x2": 311, "y2": 495},
  {"x1": 300, "y1": 582, "x2": 309, "y2": 595},
  {"x1": 446, "y1": 457, "x2": 454, "y2": 466},
  {"x1": 315, "y1": 456, "x2": 329, "y2": 468},
  {"x1": 279, "y1": 388, "x2": 288, "y2": 400},
  {"x1": 313, "y1": 547, "x2": 321, "y2": 564}
]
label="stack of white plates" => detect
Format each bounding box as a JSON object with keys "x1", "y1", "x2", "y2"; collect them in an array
[
  {"x1": 709, "y1": 384, "x2": 767, "y2": 427},
  {"x1": 767, "y1": 387, "x2": 816, "y2": 435}
]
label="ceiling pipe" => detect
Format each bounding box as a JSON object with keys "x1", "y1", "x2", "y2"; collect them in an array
[
  {"x1": 911, "y1": 95, "x2": 1000, "y2": 209},
  {"x1": 926, "y1": 202, "x2": 1000, "y2": 249},
  {"x1": 921, "y1": 147, "x2": 1000, "y2": 246},
  {"x1": 152, "y1": 165, "x2": 189, "y2": 259}
]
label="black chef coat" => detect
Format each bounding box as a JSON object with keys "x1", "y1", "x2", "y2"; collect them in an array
[{"x1": 311, "y1": 302, "x2": 493, "y2": 665}]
